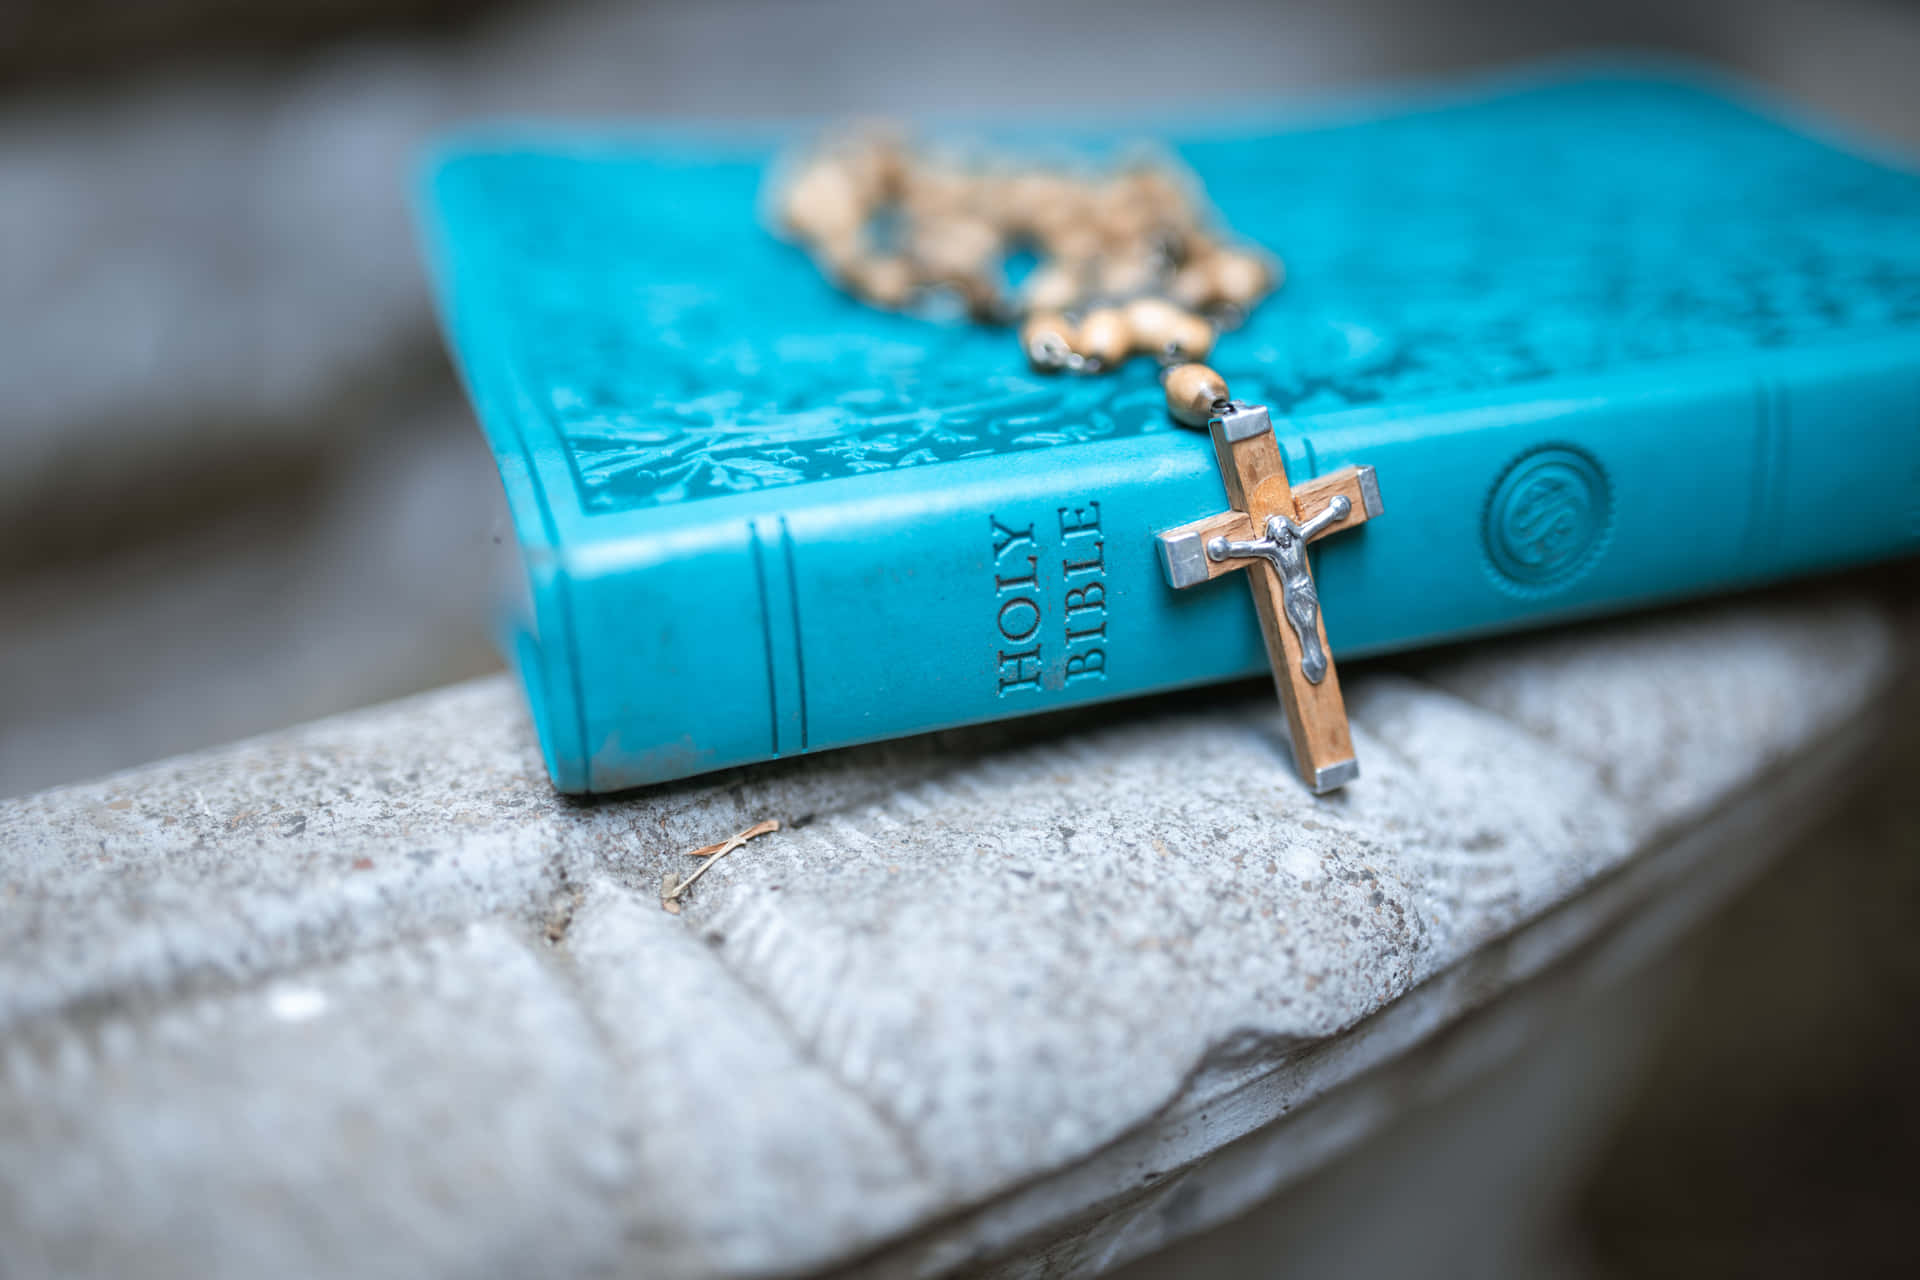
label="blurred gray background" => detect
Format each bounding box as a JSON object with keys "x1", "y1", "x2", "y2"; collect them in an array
[{"x1": 2, "y1": 1, "x2": 1917, "y2": 1274}]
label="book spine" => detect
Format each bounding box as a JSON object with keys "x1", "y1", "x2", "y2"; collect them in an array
[{"x1": 556, "y1": 341, "x2": 1920, "y2": 792}]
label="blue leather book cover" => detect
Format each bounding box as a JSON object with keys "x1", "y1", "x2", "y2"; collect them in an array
[{"x1": 418, "y1": 64, "x2": 1920, "y2": 794}]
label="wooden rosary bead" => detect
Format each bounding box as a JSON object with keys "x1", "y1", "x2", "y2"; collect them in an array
[
  {"x1": 852, "y1": 132, "x2": 907, "y2": 201},
  {"x1": 1046, "y1": 224, "x2": 1105, "y2": 266},
  {"x1": 902, "y1": 165, "x2": 968, "y2": 220},
  {"x1": 1169, "y1": 259, "x2": 1218, "y2": 311},
  {"x1": 1022, "y1": 263, "x2": 1082, "y2": 313},
  {"x1": 1074, "y1": 307, "x2": 1132, "y2": 368},
  {"x1": 999, "y1": 173, "x2": 1060, "y2": 235},
  {"x1": 848, "y1": 255, "x2": 916, "y2": 308},
  {"x1": 1122, "y1": 297, "x2": 1184, "y2": 354},
  {"x1": 915, "y1": 216, "x2": 1000, "y2": 281},
  {"x1": 1211, "y1": 250, "x2": 1274, "y2": 307},
  {"x1": 1097, "y1": 253, "x2": 1156, "y2": 298},
  {"x1": 1128, "y1": 169, "x2": 1189, "y2": 221},
  {"x1": 1097, "y1": 187, "x2": 1155, "y2": 245},
  {"x1": 1020, "y1": 311, "x2": 1078, "y2": 371},
  {"x1": 1179, "y1": 231, "x2": 1223, "y2": 268},
  {"x1": 812, "y1": 226, "x2": 867, "y2": 276},
  {"x1": 1164, "y1": 362, "x2": 1230, "y2": 427},
  {"x1": 955, "y1": 271, "x2": 1004, "y2": 320},
  {"x1": 1164, "y1": 310, "x2": 1216, "y2": 362},
  {"x1": 781, "y1": 164, "x2": 865, "y2": 240}
]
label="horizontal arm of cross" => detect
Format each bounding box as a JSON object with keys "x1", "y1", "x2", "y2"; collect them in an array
[{"x1": 1157, "y1": 464, "x2": 1382, "y2": 590}]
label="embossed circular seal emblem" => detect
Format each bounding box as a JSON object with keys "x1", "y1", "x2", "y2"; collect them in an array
[{"x1": 1483, "y1": 445, "x2": 1611, "y2": 592}]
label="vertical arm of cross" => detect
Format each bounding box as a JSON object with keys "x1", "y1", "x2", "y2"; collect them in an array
[{"x1": 1155, "y1": 403, "x2": 1381, "y2": 793}]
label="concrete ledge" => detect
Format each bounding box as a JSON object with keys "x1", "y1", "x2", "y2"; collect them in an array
[{"x1": 0, "y1": 594, "x2": 1900, "y2": 1279}]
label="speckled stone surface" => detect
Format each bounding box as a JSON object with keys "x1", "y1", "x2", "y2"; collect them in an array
[{"x1": 0, "y1": 594, "x2": 1899, "y2": 1279}]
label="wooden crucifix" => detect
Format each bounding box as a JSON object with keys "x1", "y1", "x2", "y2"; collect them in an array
[{"x1": 1155, "y1": 400, "x2": 1383, "y2": 794}]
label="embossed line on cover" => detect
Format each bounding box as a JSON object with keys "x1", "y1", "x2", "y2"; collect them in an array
[
  {"x1": 748, "y1": 522, "x2": 781, "y2": 755},
  {"x1": 779, "y1": 516, "x2": 811, "y2": 750},
  {"x1": 749, "y1": 516, "x2": 809, "y2": 754}
]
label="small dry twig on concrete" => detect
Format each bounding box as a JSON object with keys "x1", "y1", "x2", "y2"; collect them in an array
[{"x1": 660, "y1": 819, "x2": 781, "y2": 913}]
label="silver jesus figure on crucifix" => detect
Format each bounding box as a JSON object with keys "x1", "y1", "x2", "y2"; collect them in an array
[
  {"x1": 1205, "y1": 496, "x2": 1354, "y2": 685},
  {"x1": 1153, "y1": 365, "x2": 1384, "y2": 795}
]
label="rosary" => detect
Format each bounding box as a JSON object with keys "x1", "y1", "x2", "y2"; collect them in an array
[{"x1": 777, "y1": 132, "x2": 1385, "y2": 794}]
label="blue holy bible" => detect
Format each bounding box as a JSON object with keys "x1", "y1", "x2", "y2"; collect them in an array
[{"x1": 419, "y1": 65, "x2": 1920, "y2": 794}]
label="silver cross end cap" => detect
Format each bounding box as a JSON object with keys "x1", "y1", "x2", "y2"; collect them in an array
[
  {"x1": 1313, "y1": 758, "x2": 1360, "y2": 794},
  {"x1": 1157, "y1": 528, "x2": 1212, "y2": 589},
  {"x1": 1356, "y1": 465, "x2": 1384, "y2": 519},
  {"x1": 1209, "y1": 401, "x2": 1273, "y2": 445}
]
